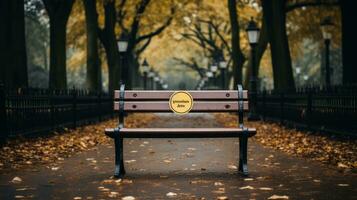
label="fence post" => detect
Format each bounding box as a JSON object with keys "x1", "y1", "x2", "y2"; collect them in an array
[
  {"x1": 262, "y1": 90, "x2": 266, "y2": 121},
  {"x1": 72, "y1": 87, "x2": 77, "y2": 129},
  {"x1": 307, "y1": 89, "x2": 312, "y2": 128},
  {"x1": 280, "y1": 92, "x2": 284, "y2": 124},
  {"x1": 98, "y1": 92, "x2": 102, "y2": 121},
  {"x1": 0, "y1": 83, "x2": 7, "y2": 143}
]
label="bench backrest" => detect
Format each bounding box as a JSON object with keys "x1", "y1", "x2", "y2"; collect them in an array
[
  {"x1": 113, "y1": 84, "x2": 248, "y2": 128},
  {"x1": 113, "y1": 85, "x2": 249, "y2": 113}
]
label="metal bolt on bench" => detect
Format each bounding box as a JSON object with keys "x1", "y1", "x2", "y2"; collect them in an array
[{"x1": 105, "y1": 84, "x2": 256, "y2": 178}]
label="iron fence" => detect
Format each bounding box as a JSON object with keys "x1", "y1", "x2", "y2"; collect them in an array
[
  {"x1": 0, "y1": 85, "x2": 114, "y2": 141},
  {"x1": 256, "y1": 86, "x2": 357, "y2": 136}
]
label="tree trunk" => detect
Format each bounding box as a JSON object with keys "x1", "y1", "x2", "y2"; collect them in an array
[
  {"x1": 48, "y1": 18, "x2": 67, "y2": 89},
  {"x1": 83, "y1": 0, "x2": 101, "y2": 91},
  {"x1": 340, "y1": 0, "x2": 357, "y2": 85},
  {"x1": 244, "y1": 21, "x2": 268, "y2": 89},
  {"x1": 43, "y1": 0, "x2": 74, "y2": 89},
  {"x1": 262, "y1": 0, "x2": 295, "y2": 90},
  {"x1": 98, "y1": 0, "x2": 121, "y2": 92},
  {"x1": 228, "y1": 0, "x2": 245, "y2": 86},
  {"x1": 0, "y1": 0, "x2": 28, "y2": 88}
]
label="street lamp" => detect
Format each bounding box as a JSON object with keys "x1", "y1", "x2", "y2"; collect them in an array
[
  {"x1": 211, "y1": 61, "x2": 218, "y2": 87},
  {"x1": 141, "y1": 59, "x2": 149, "y2": 90},
  {"x1": 320, "y1": 16, "x2": 333, "y2": 88},
  {"x1": 219, "y1": 55, "x2": 228, "y2": 89},
  {"x1": 246, "y1": 17, "x2": 260, "y2": 121},
  {"x1": 148, "y1": 69, "x2": 155, "y2": 90},
  {"x1": 295, "y1": 66, "x2": 301, "y2": 87},
  {"x1": 162, "y1": 84, "x2": 168, "y2": 90},
  {"x1": 117, "y1": 33, "x2": 128, "y2": 86}
]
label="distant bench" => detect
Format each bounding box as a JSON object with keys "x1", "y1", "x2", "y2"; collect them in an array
[{"x1": 105, "y1": 84, "x2": 256, "y2": 177}]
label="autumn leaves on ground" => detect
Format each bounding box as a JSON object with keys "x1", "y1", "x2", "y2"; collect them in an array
[
  {"x1": 215, "y1": 114, "x2": 357, "y2": 171},
  {"x1": 1, "y1": 113, "x2": 356, "y2": 173},
  {"x1": 0, "y1": 113, "x2": 356, "y2": 200},
  {"x1": 0, "y1": 114, "x2": 157, "y2": 171}
]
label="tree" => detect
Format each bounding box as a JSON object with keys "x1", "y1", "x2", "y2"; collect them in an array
[
  {"x1": 340, "y1": 0, "x2": 357, "y2": 85},
  {"x1": 43, "y1": 0, "x2": 75, "y2": 89},
  {"x1": 98, "y1": 0, "x2": 121, "y2": 92},
  {"x1": 228, "y1": 0, "x2": 246, "y2": 86},
  {"x1": 180, "y1": 17, "x2": 232, "y2": 86},
  {"x1": 83, "y1": 0, "x2": 101, "y2": 91},
  {"x1": 262, "y1": 0, "x2": 295, "y2": 90},
  {"x1": 0, "y1": 0, "x2": 28, "y2": 88}
]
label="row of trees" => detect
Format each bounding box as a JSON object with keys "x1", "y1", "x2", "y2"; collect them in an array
[
  {"x1": 0, "y1": 0, "x2": 182, "y2": 91},
  {"x1": 176, "y1": 0, "x2": 356, "y2": 90},
  {"x1": 0, "y1": 0, "x2": 356, "y2": 91}
]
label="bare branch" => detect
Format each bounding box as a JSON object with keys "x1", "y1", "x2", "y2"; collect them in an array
[
  {"x1": 173, "y1": 57, "x2": 206, "y2": 78},
  {"x1": 136, "y1": 7, "x2": 175, "y2": 43},
  {"x1": 135, "y1": 37, "x2": 152, "y2": 56}
]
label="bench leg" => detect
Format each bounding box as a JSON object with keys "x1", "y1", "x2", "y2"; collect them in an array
[
  {"x1": 238, "y1": 135, "x2": 249, "y2": 176},
  {"x1": 114, "y1": 137, "x2": 125, "y2": 178}
]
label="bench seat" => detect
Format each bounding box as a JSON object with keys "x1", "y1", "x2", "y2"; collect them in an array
[{"x1": 105, "y1": 127, "x2": 256, "y2": 138}]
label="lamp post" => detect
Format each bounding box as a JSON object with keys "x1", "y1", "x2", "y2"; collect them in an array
[
  {"x1": 148, "y1": 69, "x2": 155, "y2": 90},
  {"x1": 154, "y1": 74, "x2": 160, "y2": 90},
  {"x1": 320, "y1": 17, "x2": 333, "y2": 88},
  {"x1": 141, "y1": 59, "x2": 149, "y2": 90},
  {"x1": 219, "y1": 55, "x2": 228, "y2": 89},
  {"x1": 246, "y1": 17, "x2": 260, "y2": 121},
  {"x1": 206, "y1": 71, "x2": 213, "y2": 88},
  {"x1": 211, "y1": 61, "x2": 218, "y2": 87},
  {"x1": 117, "y1": 33, "x2": 129, "y2": 86}
]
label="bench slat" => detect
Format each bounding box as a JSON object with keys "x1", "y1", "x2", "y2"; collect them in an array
[
  {"x1": 115, "y1": 90, "x2": 248, "y2": 100},
  {"x1": 105, "y1": 128, "x2": 256, "y2": 138},
  {"x1": 114, "y1": 101, "x2": 249, "y2": 112}
]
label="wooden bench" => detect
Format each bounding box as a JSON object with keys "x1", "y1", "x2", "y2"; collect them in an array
[{"x1": 105, "y1": 84, "x2": 256, "y2": 177}]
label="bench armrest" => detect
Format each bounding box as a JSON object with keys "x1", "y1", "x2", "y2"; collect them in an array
[{"x1": 105, "y1": 128, "x2": 120, "y2": 138}]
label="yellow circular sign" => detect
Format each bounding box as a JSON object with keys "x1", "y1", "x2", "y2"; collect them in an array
[{"x1": 169, "y1": 91, "x2": 193, "y2": 114}]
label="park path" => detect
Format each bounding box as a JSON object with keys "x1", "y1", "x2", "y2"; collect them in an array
[{"x1": 0, "y1": 113, "x2": 356, "y2": 200}]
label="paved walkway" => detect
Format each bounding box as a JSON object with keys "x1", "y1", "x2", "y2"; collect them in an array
[{"x1": 0, "y1": 114, "x2": 356, "y2": 199}]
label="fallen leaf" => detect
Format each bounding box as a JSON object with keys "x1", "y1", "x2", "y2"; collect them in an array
[
  {"x1": 108, "y1": 192, "x2": 119, "y2": 198},
  {"x1": 214, "y1": 182, "x2": 224, "y2": 186},
  {"x1": 259, "y1": 187, "x2": 273, "y2": 191},
  {"x1": 337, "y1": 184, "x2": 349, "y2": 187},
  {"x1": 73, "y1": 197, "x2": 82, "y2": 200},
  {"x1": 11, "y1": 177, "x2": 22, "y2": 183},
  {"x1": 227, "y1": 165, "x2": 237, "y2": 170},
  {"x1": 217, "y1": 196, "x2": 228, "y2": 200},
  {"x1": 122, "y1": 196, "x2": 135, "y2": 200},
  {"x1": 122, "y1": 179, "x2": 133, "y2": 184},
  {"x1": 337, "y1": 163, "x2": 349, "y2": 168},
  {"x1": 268, "y1": 195, "x2": 289, "y2": 199},
  {"x1": 166, "y1": 192, "x2": 177, "y2": 197},
  {"x1": 125, "y1": 160, "x2": 136, "y2": 164},
  {"x1": 51, "y1": 167, "x2": 60, "y2": 171},
  {"x1": 239, "y1": 186, "x2": 254, "y2": 190},
  {"x1": 15, "y1": 195, "x2": 25, "y2": 199},
  {"x1": 244, "y1": 178, "x2": 254, "y2": 181}
]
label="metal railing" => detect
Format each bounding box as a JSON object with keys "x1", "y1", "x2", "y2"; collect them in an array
[
  {"x1": 256, "y1": 86, "x2": 357, "y2": 136},
  {"x1": 0, "y1": 85, "x2": 114, "y2": 141}
]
